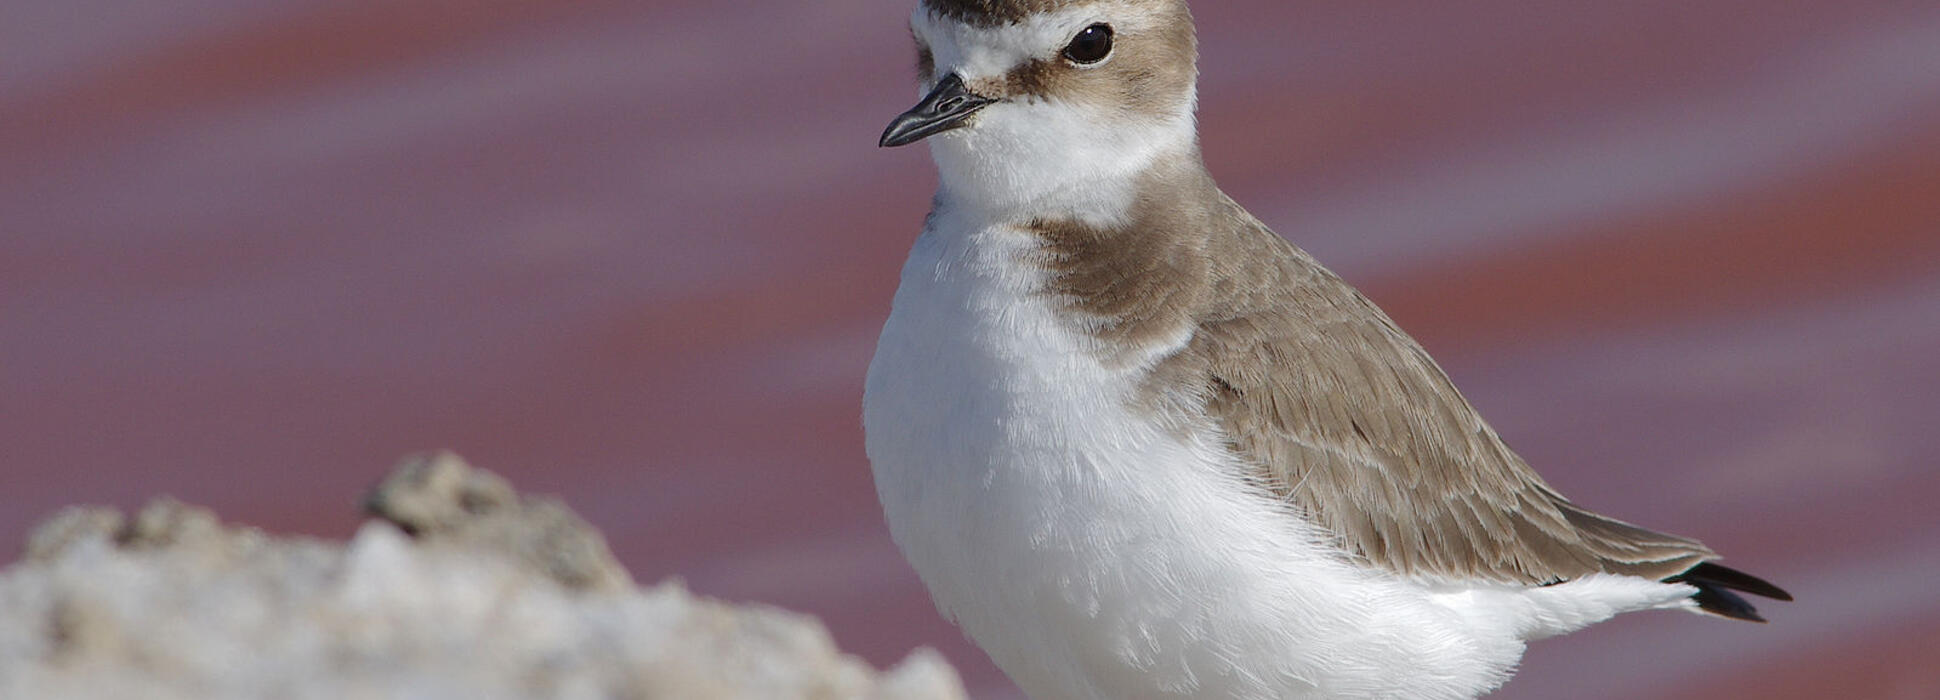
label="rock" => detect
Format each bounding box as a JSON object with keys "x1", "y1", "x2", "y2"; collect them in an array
[
  {"x1": 0, "y1": 454, "x2": 965, "y2": 700},
  {"x1": 363, "y1": 450, "x2": 633, "y2": 592}
]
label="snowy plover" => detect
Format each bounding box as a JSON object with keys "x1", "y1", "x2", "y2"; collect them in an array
[{"x1": 863, "y1": 2, "x2": 1789, "y2": 698}]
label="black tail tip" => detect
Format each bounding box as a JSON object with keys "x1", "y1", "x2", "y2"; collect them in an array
[
  {"x1": 1690, "y1": 585, "x2": 1767, "y2": 622},
  {"x1": 1667, "y1": 562, "x2": 1791, "y2": 623}
]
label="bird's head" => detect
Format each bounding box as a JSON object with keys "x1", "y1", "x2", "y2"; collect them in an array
[{"x1": 882, "y1": 0, "x2": 1202, "y2": 219}]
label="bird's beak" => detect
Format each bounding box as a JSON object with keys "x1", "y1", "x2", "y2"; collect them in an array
[{"x1": 879, "y1": 74, "x2": 997, "y2": 148}]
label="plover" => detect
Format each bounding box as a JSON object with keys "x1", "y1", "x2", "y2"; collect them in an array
[{"x1": 862, "y1": 1, "x2": 1790, "y2": 698}]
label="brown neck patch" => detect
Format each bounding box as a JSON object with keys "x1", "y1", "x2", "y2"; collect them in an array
[{"x1": 1023, "y1": 155, "x2": 1227, "y2": 358}]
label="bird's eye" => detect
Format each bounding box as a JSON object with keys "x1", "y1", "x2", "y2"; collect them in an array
[{"x1": 1063, "y1": 24, "x2": 1114, "y2": 64}]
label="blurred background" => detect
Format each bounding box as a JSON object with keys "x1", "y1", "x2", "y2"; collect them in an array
[{"x1": 4, "y1": 0, "x2": 1938, "y2": 697}]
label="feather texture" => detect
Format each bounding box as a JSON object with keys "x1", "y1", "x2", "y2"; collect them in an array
[{"x1": 1028, "y1": 158, "x2": 1773, "y2": 597}]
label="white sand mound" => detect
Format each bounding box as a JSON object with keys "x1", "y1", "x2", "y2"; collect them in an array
[{"x1": 0, "y1": 452, "x2": 964, "y2": 700}]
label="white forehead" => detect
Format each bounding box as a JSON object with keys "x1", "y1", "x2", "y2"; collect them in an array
[{"x1": 911, "y1": 2, "x2": 1163, "y2": 82}]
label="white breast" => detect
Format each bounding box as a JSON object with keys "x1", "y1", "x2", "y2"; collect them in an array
[{"x1": 861, "y1": 217, "x2": 1575, "y2": 699}]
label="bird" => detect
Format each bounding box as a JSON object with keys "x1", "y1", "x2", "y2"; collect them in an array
[{"x1": 861, "y1": 1, "x2": 1791, "y2": 698}]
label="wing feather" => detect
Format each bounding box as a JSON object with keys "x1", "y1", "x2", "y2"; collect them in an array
[{"x1": 1176, "y1": 210, "x2": 1714, "y2": 586}]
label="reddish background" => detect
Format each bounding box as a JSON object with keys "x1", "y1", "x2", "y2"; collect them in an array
[{"x1": 4, "y1": 1, "x2": 1938, "y2": 698}]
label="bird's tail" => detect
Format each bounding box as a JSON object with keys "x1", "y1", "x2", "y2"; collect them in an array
[{"x1": 1665, "y1": 561, "x2": 1793, "y2": 622}]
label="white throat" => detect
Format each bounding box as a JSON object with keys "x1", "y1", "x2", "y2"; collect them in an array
[{"x1": 927, "y1": 103, "x2": 1196, "y2": 225}]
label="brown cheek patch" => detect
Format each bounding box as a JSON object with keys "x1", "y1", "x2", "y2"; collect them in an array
[
  {"x1": 989, "y1": 15, "x2": 1197, "y2": 118},
  {"x1": 1098, "y1": 16, "x2": 1198, "y2": 116},
  {"x1": 998, "y1": 58, "x2": 1065, "y2": 101}
]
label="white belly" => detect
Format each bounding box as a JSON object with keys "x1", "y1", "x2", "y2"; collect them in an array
[{"x1": 862, "y1": 223, "x2": 1534, "y2": 699}]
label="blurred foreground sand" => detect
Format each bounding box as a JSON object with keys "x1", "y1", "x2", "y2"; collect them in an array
[{"x1": 0, "y1": 453, "x2": 964, "y2": 700}]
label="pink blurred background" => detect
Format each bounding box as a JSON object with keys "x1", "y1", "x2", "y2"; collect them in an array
[{"x1": 5, "y1": 1, "x2": 1939, "y2": 697}]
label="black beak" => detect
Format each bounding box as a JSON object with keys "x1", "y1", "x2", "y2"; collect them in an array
[{"x1": 879, "y1": 74, "x2": 997, "y2": 148}]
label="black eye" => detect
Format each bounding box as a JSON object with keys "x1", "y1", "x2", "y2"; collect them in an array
[{"x1": 1063, "y1": 24, "x2": 1113, "y2": 64}]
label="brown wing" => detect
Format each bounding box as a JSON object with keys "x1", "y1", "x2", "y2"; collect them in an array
[{"x1": 1182, "y1": 212, "x2": 1714, "y2": 586}]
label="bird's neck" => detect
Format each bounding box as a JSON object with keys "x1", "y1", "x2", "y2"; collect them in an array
[{"x1": 925, "y1": 134, "x2": 1231, "y2": 369}]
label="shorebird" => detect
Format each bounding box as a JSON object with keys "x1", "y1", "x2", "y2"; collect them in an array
[{"x1": 863, "y1": 2, "x2": 1790, "y2": 698}]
